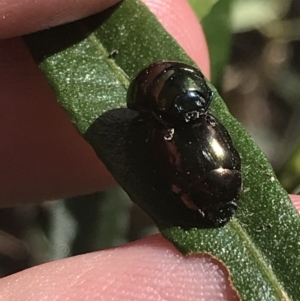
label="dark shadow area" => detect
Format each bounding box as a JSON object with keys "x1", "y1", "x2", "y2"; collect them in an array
[
  {"x1": 23, "y1": 3, "x2": 121, "y2": 63},
  {"x1": 0, "y1": 208, "x2": 38, "y2": 277}
]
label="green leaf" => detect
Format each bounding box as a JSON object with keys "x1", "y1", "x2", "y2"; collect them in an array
[
  {"x1": 188, "y1": 0, "x2": 221, "y2": 20},
  {"x1": 24, "y1": 0, "x2": 300, "y2": 299},
  {"x1": 189, "y1": 0, "x2": 233, "y2": 84}
]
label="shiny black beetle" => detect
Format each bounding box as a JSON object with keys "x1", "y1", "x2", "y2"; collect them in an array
[{"x1": 127, "y1": 61, "x2": 242, "y2": 227}]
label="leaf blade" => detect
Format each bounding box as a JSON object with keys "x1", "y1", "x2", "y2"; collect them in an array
[{"x1": 24, "y1": 0, "x2": 300, "y2": 299}]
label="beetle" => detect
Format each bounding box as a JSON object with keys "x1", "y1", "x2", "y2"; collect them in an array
[{"x1": 126, "y1": 61, "x2": 242, "y2": 227}]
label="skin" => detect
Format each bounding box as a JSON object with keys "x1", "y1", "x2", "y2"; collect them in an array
[{"x1": 0, "y1": 0, "x2": 299, "y2": 300}]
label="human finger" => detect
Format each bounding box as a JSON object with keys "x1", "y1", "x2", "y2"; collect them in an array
[
  {"x1": 0, "y1": 0, "x2": 209, "y2": 206},
  {"x1": 0, "y1": 0, "x2": 121, "y2": 38},
  {"x1": 0, "y1": 234, "x2": 238, "y2": 301}
]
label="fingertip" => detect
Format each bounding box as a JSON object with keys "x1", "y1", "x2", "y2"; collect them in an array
[
  {"x1": 289, "y1": 194, "x2": 300, "y2": 212},
  {"x1": 142, "y1": 0, "x2": 210, "y2": 79},
  {"x1": 0, "y1": 234, "x2": 238, "y2": 301},
  {"x1": 0, "y1": 0, "x2": 121, "y2": 38},
  {"x1": 0, "y1": 38, "x2": 116, "y2": 206}
]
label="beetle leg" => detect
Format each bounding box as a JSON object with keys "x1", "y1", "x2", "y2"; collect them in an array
[{"x1": 206, "y1": 90, "x2": 214, "y2": 108}]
